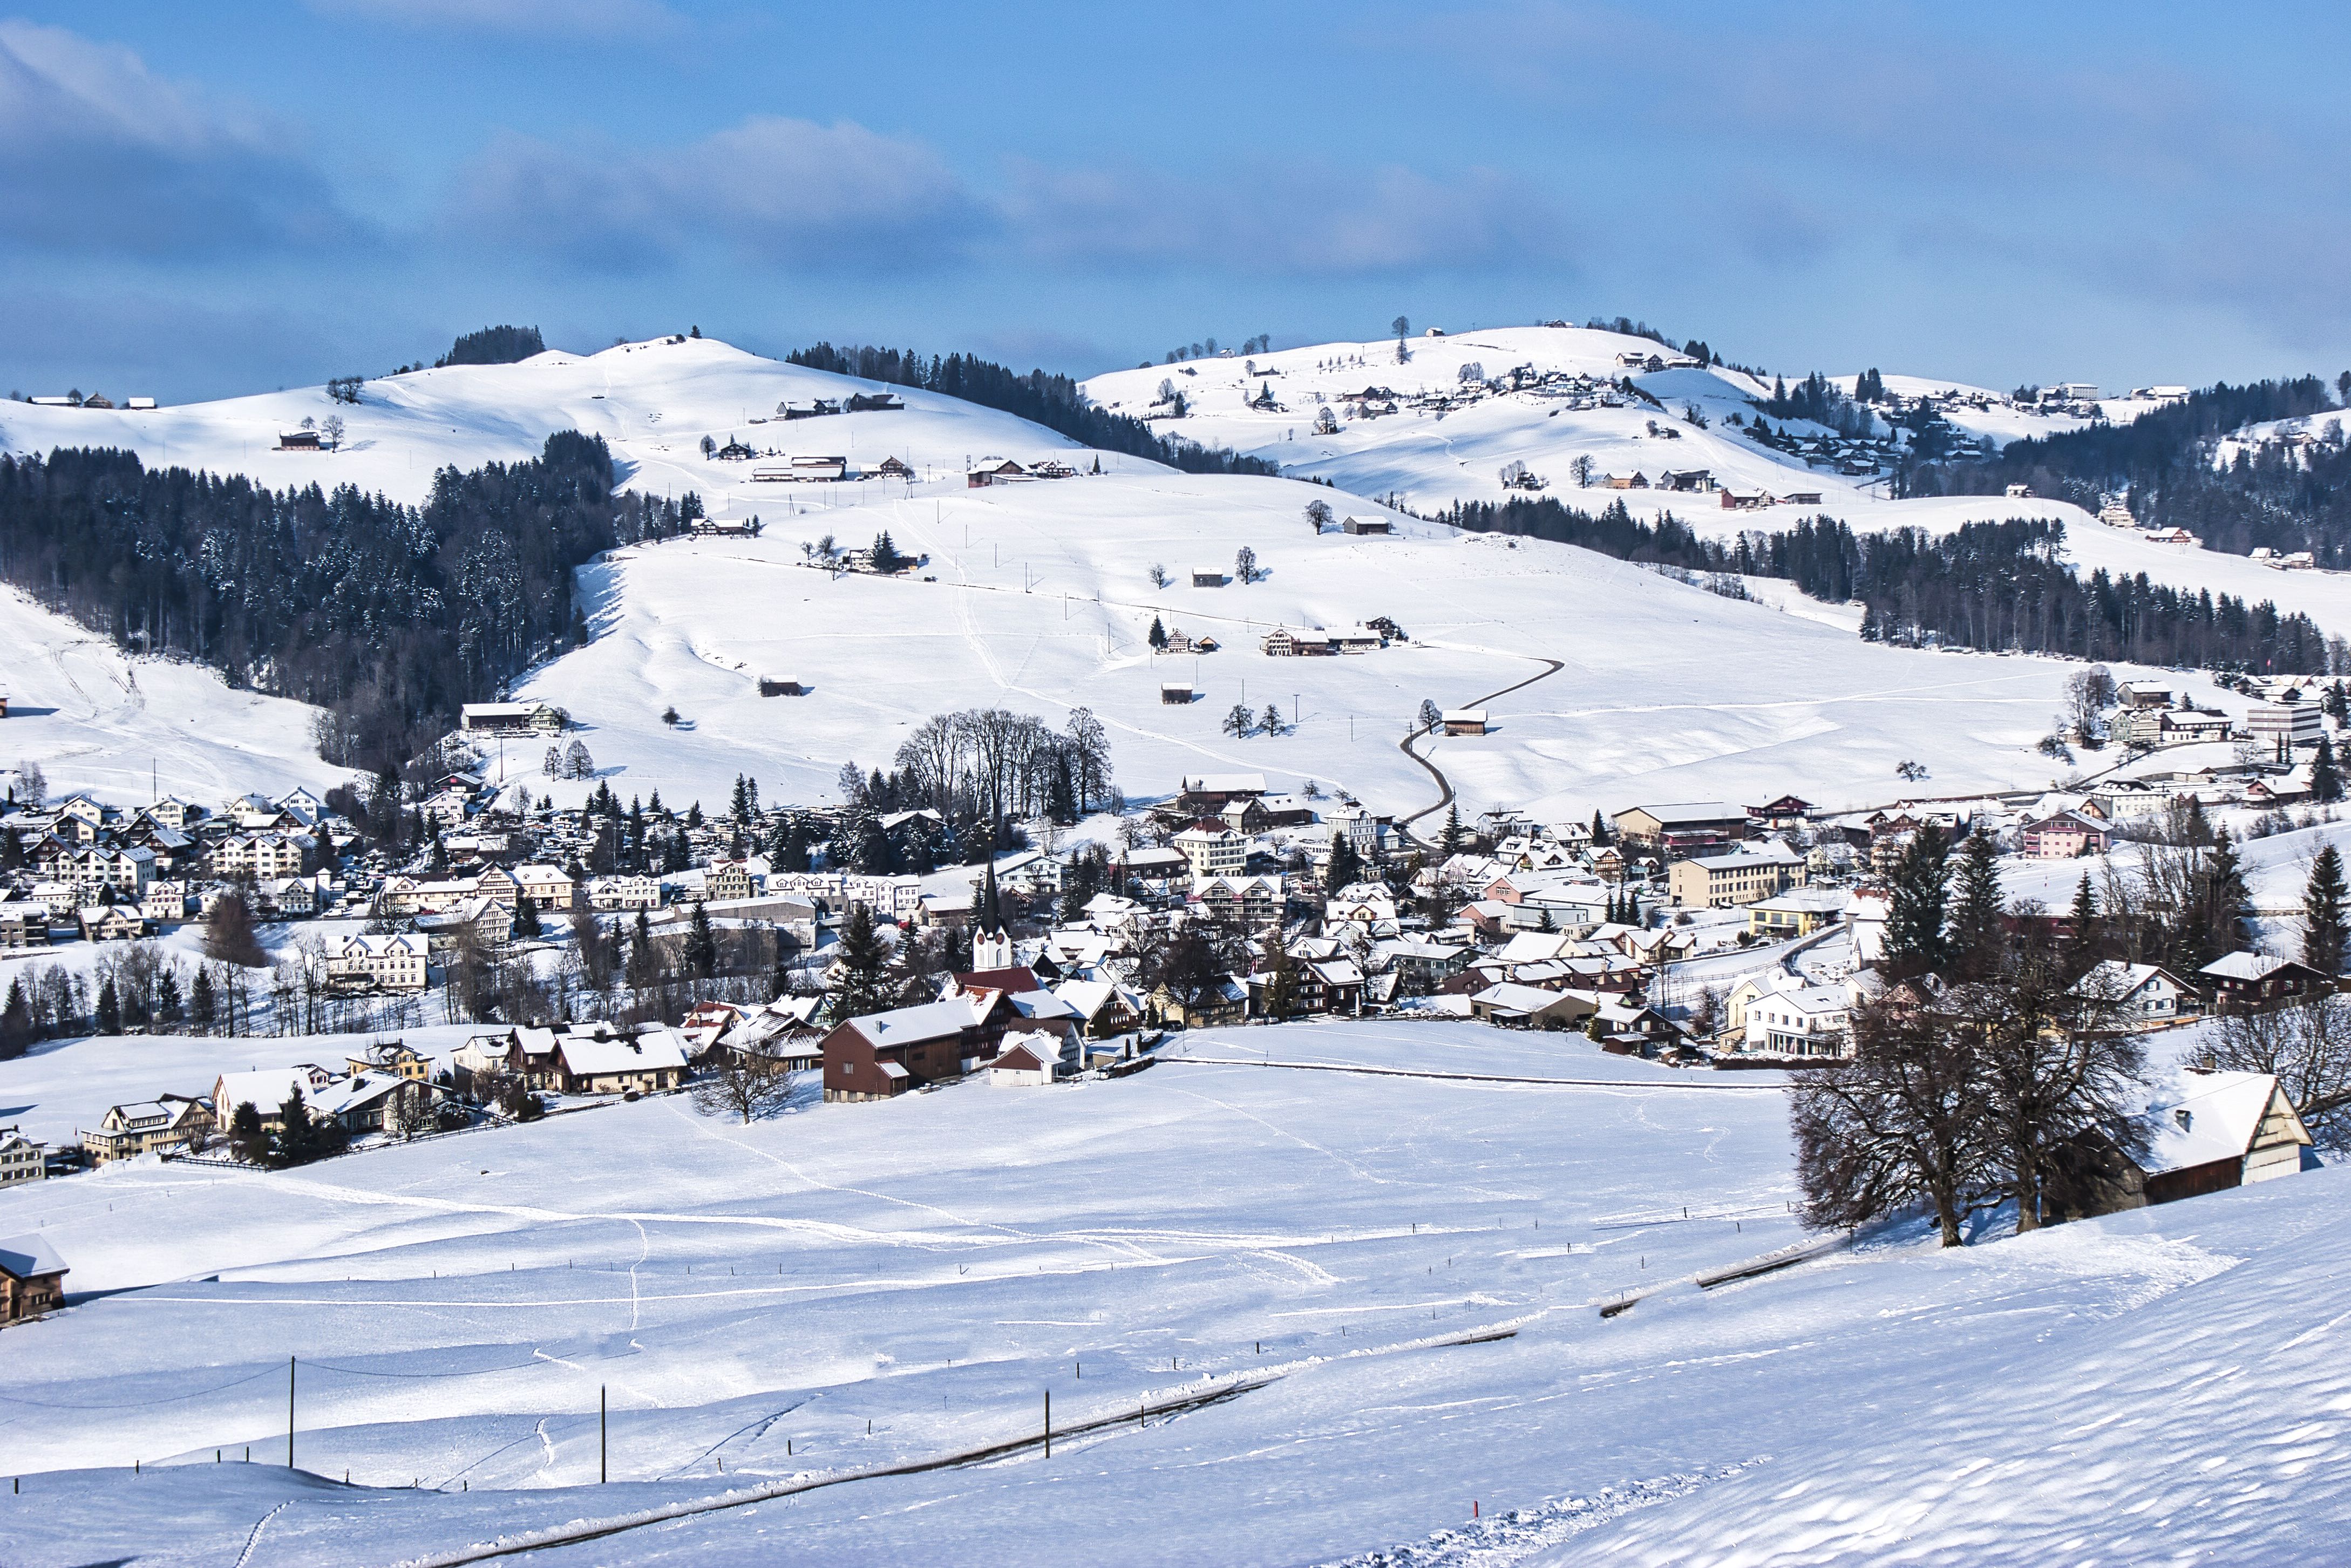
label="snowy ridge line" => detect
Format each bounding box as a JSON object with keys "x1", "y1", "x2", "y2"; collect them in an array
[
  {"x1": 385, "y1": 1316, "x2": 1539, "y2": 1567},
  {"x1": 1160, "y1": 1055, "x2": 1789, "y2": 1090},
  {"x1": 1596, "y1": 1231, "x2": 1853, "y2": 1319}
]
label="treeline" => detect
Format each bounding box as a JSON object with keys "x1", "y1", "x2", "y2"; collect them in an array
[
  {"x1": 437, "y1": 324, "x2": 547, "y2": 367},
  {"x1": 783, "y1": 343, "x2": 1277, "y2": 476},
  {"x1": 1921, "y1": 377, "x2": 2351, "y2": 563},
  {"x1": 1446, "y1": 497, "x2": 2335, "y2": 673},
  {"x1": 0, "y1": 437, "x2": 698, "y2": 771}
]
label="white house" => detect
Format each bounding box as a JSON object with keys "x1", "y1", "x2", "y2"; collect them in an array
[
  {"x1": 1741, "y1": 983, "x2": 1850, "y2": 1057},
  {"x1": 323, "y1": 933, "x2": 429, "y2": 993},
  {"x1": 2074, "y1": 961, "x2": 2199, "y2": 1024}
]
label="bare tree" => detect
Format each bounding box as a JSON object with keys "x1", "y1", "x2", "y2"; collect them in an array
[
  {"x1": 1304, "y1": 498, "x2": 1333, "y2": 533},
  {"x1": 693, "y1": 1047, "x2": 792, "y2": 1123},
  {"x1": 1234, "y1": 546, "x2": 1259, "y2": 584},
  {"x1": 1569, "y1": 454, "x2": 1593, "y2": 487},
  {"x1": 1791, "y1": 995, "x2": 1994, "y2": 1247},
  {"x1": 2063, "y1": 664, "x2": 2118, "y2": 741},
  {"x1": 2205, "y1": 995, "x2": 2351, "y2": 1151},
  {"x1": 320, "y1": 414, "x2": 345, "y2": 449},
  {"x1": 1149, "y1": 562, "x2": 1171, "y2": 589}
]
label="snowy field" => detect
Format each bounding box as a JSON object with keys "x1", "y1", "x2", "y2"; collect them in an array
[
  {"x1": 0, "y1": 584, "x2": 352, "y2": 806},
  {"x1": 509, "y1": 469, "x2": 2193, "y2": 822},
  {"x1": 2, "y1": 1017, "x2": 2343, "y2": 1565}
]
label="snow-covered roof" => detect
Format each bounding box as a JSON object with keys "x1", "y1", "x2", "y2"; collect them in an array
[
  {"x1": 842, "y1": 997, "x2": 983, "y2": 1048},
  {"x1": 2201, "y1": 951, "x2": 2289, "y2": 982},
  {"x1": 2139, "y1": 1070, "x2": 2305, "y2": 1174},
  {"x1": 558, "y1": 1026, "x2": 689, "y2": 1077},
  {"x1": 0, "y1": 1233, "x2": 68, "y2": 1280}
]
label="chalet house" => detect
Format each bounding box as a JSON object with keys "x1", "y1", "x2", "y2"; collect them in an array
[
  {"x1": 60, "y1": 844, "x2": 155, "y2": 897},
  {"x1": 278, "y1": 429, "x2": 321, "y2": 450},
  {"x1": 1469, "y1": 982, "x2": 1596, "y2": 1029},
  {"x1": 868, "y1": 454, "x2": 914, "y2": 477},
  {"x1": 2057, "y1": 1070, "x2": 2314, "y2": 1217},
  {"x1": 210, "y1": 831, "x2": 316, "y2": 880},
  {"x1": 554, "y1": 1027, "x2": 689, "y2": 1095},
  {"x1": 1190, "y1": 567, "x2": 1227, "y2": 587},
  {"x1": 985, "y1": 1033, "x2": 1065, "y2": 1088},
  {"x1": 1146, "y1": 975, "x2": 1249, "y2": 1029},
  {"x1": 0, "y1": 1126, "x2": 45, "y2": 1188},
  {"x1": 213, "y1": 1065, "x2": 339, "y2": 1129},
  {"x1": 1293, "y1": 956, "x2": 1365, "y2": 1016},
  {"x1": 1745, "y1": 886, "x2": 1851, "y2": 940},
  {"x1": 323, "y1": 933, "x2": 429, "y2": 993},
  {"x1": 81, "y1": 1096, "x2": 214, "y2": 1163},
  {"x1": 703, "y1": 861, "x2": 756, "y2": 902},
  {"x1": 1341, "y1": 515, "x2": 1391, "y2": 535},
  {"x1": 1744, "y1": 795, "x2": 1815, "y2": 830},
  {"x1": 514, "y1": 864, "x2": 575, "y2": 911},
  {"x1": 1218, "y1": 797, "x2": 1273, "y2": 835},
  {"x1": 0, "y1": 899, "x2": 51, "y2": 949},
  {"x1": 1174, "y1": 773, "x2": 1268, "y2": 814},
  {"x1": 0, "y1": 1235, "x2": 68, "y2": 1326},
  {"x1": 254, "y1": 878, "x2": 315, "y2": 918},
  {"x1": 1172, "y1": 822, "x2": 1248, "y2": 881},
  {"x1": 2074, "y1": 961, "x2": 2200, "y2": 1024},
  {"x1": 966, "y1": 457, "x2": 1028, "y2": 487},
  {"x1": 346, "y1": 1040, "x2": 432, "y2": 1082},
  {"x1": 821, "y1": 998, "x2": 993, "y2": 1102},
  {"x1": 587, "y1": 874, "x2": 662, "y2": 911},
  {"x1": 2200, "y1": 952, "x2": 2334, "y2": 1015},
  {"x1": 77, "y1": 904, "x2": 147, "y2": 943},
  {"x1": 1193, "y1": 874, "x2": 1283, "y2": 928},
  {"x1": 1655, "y1": 469, "x2": 1716, "y2": 493},
  {"x1": 1441, "y1": 709, "x2": 1489, "y2": 736},
  {"x1": 2021, "y1": 811, "x2": 2112, "y2": 859},
  {"x1": 1613, "y1": 803, "x2": 1748, "y2": 857},
  {"x1": 1261, "y1": 626, "x2": 1337, "y2": 657},
  {"x1": 1740, "y1": 984, "x2": 1850, "y2": 1057},
  {"x1": 1055, "y1": 978, "x2": 1144, "y2": 1037},
  {"x1": 1600, "y1": 471, "x2": 1649, "y2": 489}
]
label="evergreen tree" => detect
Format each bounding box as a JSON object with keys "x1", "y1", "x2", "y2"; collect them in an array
[
  {"x1": 1254, "y1": 931, "x2": 1297, "y2": 1020},
  {"x1": 1883, "y1": 824, "x2": 1953, "y2": 978},
  {"x1": 154, "y1": 966, "x2": 181, "y2": 1028},
  {"x1": 2066, "y1": 873, "x2": 2101, "y2": 976},
  {"x1": 95, "y1": 979, "x2": 121, "y2": 1036},
  {"x1": 1438, "y1": 804, "x2": 1465, "y2": 854},
  {"x1": 830, "y1": 902, "x2": 893, "y2": 1021},
  {"x1": 1590, "y1": 809, "x2": 1609, "y2": 846},
  {"x1": 1946, "y1": 830, "x2": 2006, "y2": 980},
  {"x1": 1326, "y1": 832, "x2": 1362, "y2": 893},
  {"x1": 270, "y1": 1087, "x2": 317, "y2": 1167},
  {"x1": 684, "y1": 901, "x2": 717, "y2": 980},
  {"x1": 1149, "y1": 615, "x2": 1168, "y2": 650},
  {"x1": 871, "y1": 531, "x2": 907, "y2": 575},
  {"x1": 2304, "y1": 845, "x2": 2349, "y2": 975},
  {"x1": 227, "y1": 1101, "x2": 268, "y2": 1164},
  {"x1": 513, "y1": 892, "x2": 542, "y2": 939},
  {"x1": 0, "y1": 978, "x2": 31, "y2": 1060},
  {"x1": 190, "y1": 966, "x2": 216, "y2": 1033},
  {"x1": 2311, "y1": 733, "x2": 2343, "y2": 805},
  {"x1": 731, "y1": 773, "x2": 751, "y2": 823},
  {"x1": 2190, "y1": 830, "x2": 2253, "y2": 965}
]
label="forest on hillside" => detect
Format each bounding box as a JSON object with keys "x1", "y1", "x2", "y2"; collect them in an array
[
  {"x1": 1447, "y1": 496, "x2": 2345, "y2": 675},
  {"x1": 785, "y1": 343, "x2": 1278, "y2": 476},
  {"x1": 0, "y1": 435, "x2": 695, "y2": 771},
  {"x1": 1916, "y1": 377, "x2": 2351, "y2": 564}
]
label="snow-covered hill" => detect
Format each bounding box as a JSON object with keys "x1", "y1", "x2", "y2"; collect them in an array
[
  {"x1": 508, "y1": 468, "x2": 2201, "y2": 820},
  {"x1": 0, "y1": 332, "x2": 2287, "y2": 818},
  {"x1": 2, "y1": 1020, "x2": 2341, "y2": 1566},
  {"x1": 1083, "y1": 327, "x2": 2351, "y2": 641},
  {"x1": 0, "y1": 585, "x2": 350, "y2": 804},
  {"x1": 0, "y1": 335, "x2": 1097, "y2": 507}
]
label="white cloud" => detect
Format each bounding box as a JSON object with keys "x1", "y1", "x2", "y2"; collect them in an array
[
  {"x1": 448, "y1": 116, "x2": 988, "y2": 273},
  {"x1": 0, "y1": 22, "x2": 360, "y2": 257}
]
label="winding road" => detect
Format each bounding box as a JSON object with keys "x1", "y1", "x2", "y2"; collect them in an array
[{"x1": 1395, "y1": 655, "x2": 1567, "y2": 842}]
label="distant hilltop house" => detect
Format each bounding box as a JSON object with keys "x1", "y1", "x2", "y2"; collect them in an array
[
  {"x1": 0, "y1": 1234, "x2": 69, "y2": 1327},
  {"x1": 459, "y1": 701, "x2": 564, "y2": 736},
  {"x1": 1441, "y1": 709, "x2": 1489, "y2": 736},
  {"x1": 2097, "y1": 499, "x2": 2135, "y2": 527},
  {"x1": 278, "y1": 430, "x2": 322, "y2": 451},
  {"x1": 967, "y1": 457, "x2": 1029, "y2": 487},
  {"x1": 1340, "y1": 515, "x2": 1391, "y2": 535},
  {"x1": 845, "y1": 391, "x2": 903, "y2": 412}
]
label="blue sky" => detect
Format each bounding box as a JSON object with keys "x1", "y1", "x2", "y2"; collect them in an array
[{"x1": 4, "y1": 1, "x2": 2349, "y2": 401}]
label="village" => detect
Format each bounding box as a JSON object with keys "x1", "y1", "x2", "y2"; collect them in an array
[{"x1": 4, "y1": 647, "x2": 2344, "y2": 1325}]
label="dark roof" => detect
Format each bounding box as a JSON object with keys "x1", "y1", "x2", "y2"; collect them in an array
[{"x1": 955, "y1": 966, "x2": 1042, "y2": 995}]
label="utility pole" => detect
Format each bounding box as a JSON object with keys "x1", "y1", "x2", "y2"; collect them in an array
[
  {"x1": 287, "y1": 1357, "x2": 296, "y2": 1469},
  {"x1": 1044, "y1": 1389, "x2": 1051, "y2": 1458},
  {"x1": 601, "y1": 1386, "x2": 607, "y2": 1483}
]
